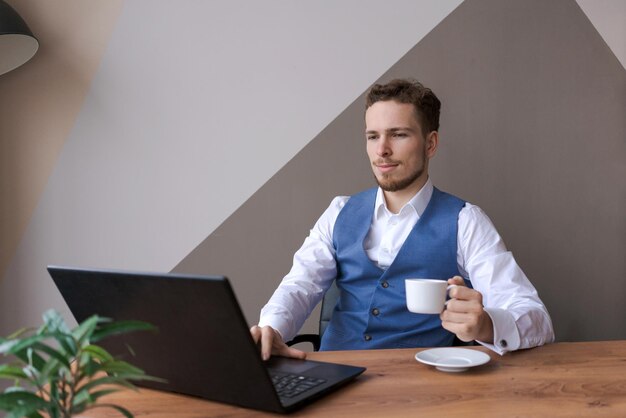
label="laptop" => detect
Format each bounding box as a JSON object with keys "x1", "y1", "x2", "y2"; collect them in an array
[{"x1": 48, "y1": 266, "x2": 366, "y2": 413}]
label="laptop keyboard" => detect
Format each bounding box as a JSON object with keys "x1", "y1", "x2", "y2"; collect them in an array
[{"x1": 271, "y1": 372, "x2": 327, "y2": 399}]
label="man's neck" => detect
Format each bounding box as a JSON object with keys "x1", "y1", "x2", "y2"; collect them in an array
[{"x1": 382, "y1": 176, "x2": 429, "y2": 214}]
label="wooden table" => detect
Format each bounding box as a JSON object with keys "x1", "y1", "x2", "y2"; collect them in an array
[{"x1": 82, "y1": 341, "x2": 626, "y2": 417}]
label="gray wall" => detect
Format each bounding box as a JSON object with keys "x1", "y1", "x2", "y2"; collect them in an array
[{"x1": 1, "y1": 0, "x2": 625, "y2": 345}]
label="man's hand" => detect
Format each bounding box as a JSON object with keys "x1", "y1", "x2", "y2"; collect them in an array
[
  {"x1": 440, "y1": 276, "x2": 494, "y2": 343},
  {"x1": 250, "y1": 325, "x2": 307, "y2": 361}
]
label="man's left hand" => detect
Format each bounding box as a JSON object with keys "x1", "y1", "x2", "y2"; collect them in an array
[{"x1": 440, "y1": 276, "x2": 494, "y2": 343}]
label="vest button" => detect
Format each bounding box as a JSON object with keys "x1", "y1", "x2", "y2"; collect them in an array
[
  {"x1": 381, "y1": 281, "x2": 389, "y2": 288},
  {"x1": 364, "y1": 334, "x2": 372, "y2": 341},
  {"x1": 372, "y1": 308, "x2": 380, "y2": 316}
]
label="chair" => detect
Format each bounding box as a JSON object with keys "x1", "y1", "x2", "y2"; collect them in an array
[{"x1": 286, "y1": 280, "x2": 474, "y2": 351}]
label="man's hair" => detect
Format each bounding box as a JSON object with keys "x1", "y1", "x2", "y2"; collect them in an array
[{"x1": 366, "y1": 78, "x2": 441, "y2": 135}]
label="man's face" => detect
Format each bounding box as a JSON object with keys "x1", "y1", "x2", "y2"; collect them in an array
[{"x1": 365, "y1": 100, "x2": 436, "y2": 192}]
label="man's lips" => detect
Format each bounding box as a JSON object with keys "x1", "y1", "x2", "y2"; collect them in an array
[{"x1": 374, "y1": 161, "x2": 399, "y2": 174}]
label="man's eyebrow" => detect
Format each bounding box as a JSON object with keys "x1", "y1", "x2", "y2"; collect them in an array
[{"x1": 365, "y1": 127, "x2": 415, "y2": 134}]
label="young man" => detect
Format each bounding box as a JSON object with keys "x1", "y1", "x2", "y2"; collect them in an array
[{"x1": 251, "y1": 79, "x2": 554, "y2": 360}]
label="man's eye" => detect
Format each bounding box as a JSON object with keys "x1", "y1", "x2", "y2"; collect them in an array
[
  {"x1": 393, "y1": 132, "x2": 407, "y2": 138},
  {"x1": 366, "y1": 135, "x2": 377, "y2": 141}
]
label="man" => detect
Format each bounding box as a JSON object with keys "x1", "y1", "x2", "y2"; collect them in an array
[{"x1": 251, "y1": 79, "x2": 554, "y2": 360}]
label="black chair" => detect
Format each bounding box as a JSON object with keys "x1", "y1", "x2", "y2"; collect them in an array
[{"x1": 286, "y1": 280, "x2": 474, "y2": 351}]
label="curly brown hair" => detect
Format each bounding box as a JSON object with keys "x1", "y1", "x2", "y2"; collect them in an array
[{"x1": 366, "y1": 79, "x2": 441, "y2": 135}]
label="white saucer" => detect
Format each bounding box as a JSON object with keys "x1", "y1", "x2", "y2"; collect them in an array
[{"x1": 415, "y1": 347, "x2": 490, "y2": 372}]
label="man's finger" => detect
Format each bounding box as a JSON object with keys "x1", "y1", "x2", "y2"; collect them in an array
[
  {"x1": 260, "y1": 327, "x2": 275, "y2": 361},
  {"x1": 250, "y1": 325, "x2": 261, "y2": 343},
  {"x1": 441, "y1": 309, "x2": 475, "y2": 324},
  {"x1": 447, "y1": 275, "x2": 466, "y2": 286},
  {"x1": 277, "y1": 345, "x2": 307, "y2": 360},
  {"x1": 448, "y1": 286, "x2": 482, "y2": 304}
]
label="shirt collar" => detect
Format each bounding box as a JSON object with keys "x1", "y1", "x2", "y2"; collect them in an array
[{"x1": 374, "y1": 178, "x2": 434, "y2": 219}]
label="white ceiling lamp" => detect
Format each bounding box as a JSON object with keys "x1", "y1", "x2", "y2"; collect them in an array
[{"x1": 0, "y1": 0, "x2": 38, "y2": 75}]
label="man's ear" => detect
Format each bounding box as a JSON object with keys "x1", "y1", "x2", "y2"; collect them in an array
[{"x1": 426, "y1": 131, "x2": 439, "y2": 158}]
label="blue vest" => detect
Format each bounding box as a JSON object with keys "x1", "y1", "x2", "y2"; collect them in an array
[{"x1": 319, "y1": 187, "x2": 466, "y2": 351}]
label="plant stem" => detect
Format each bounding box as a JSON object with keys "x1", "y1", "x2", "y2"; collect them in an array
[
  {"x1": 32, "y1": 381, "x2": 54, "y2": 418},
  {"x1": 66, "y1": 349, "x2": 83, "y2": 417}
]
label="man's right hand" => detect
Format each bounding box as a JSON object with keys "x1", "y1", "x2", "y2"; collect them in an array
[{"x1": 250, "y1": 325, "x2": 307, "y2": 361}]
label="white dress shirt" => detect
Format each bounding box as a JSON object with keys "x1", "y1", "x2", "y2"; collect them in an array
[{"x1": 259, "y1": 178, "x2": 555, "y2": 354}]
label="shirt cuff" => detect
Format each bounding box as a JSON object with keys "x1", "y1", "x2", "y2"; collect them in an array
[
  {"x1": 258, "y1": 315, "x2": 290, "y2": 342},
  {"x1": 477, "y1": 307, "x2": 521, "y2": 355}
]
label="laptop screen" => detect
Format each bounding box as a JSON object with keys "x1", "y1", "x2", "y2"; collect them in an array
[{"x1": 49, "y1": 266, "x2": 283, "y2": 410}]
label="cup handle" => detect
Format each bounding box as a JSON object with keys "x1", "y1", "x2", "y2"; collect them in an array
[{"x1": 444, "y1": 284, "x2": 457, "y2": 308}]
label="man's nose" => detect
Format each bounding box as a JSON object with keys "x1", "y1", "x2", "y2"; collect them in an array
[{"x1": 377, "y1": 136, "x2": 391, "y2": 156}]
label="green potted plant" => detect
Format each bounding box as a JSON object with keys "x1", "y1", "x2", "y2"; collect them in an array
[{"x1": 0, "y1": 310, "x2": 162, "y2": 418}]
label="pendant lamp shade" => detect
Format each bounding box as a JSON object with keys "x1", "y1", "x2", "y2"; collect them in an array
[{"x1": 0, "y1": 0, "x2": 38, "y2": 75}]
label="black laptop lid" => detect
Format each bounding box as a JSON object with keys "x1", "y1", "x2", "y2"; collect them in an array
[{"x1": 48, "y1": 266, "x2": 284, "y2": 412}]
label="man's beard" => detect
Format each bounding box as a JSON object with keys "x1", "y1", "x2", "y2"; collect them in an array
[
  {"x1": 374, "y1": 166, "x2": 425, "y2": 192},
  {"x1": 373, "y1": 147, "x2": 427, "y2": 192}
]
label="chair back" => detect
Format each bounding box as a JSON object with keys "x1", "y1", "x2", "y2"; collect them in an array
[{"x1": 318, "y1": 280, "x2": 340, "y2": 338}]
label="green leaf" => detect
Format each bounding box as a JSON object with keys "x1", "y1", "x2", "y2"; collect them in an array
[
  {"x1": 74, "y1": 375, "x2": 137, "y2": 398},
  {"x1": 30, "y1": 342, "x2": 71, "y2": 370},
  {"x1": 42, "y1": 310, "x2": 71, "y2": 334},
  {"x1": 2, "y1": 337, "x2": 47, "y2": 372},
  {"x1": 75, "y1": 346, "x2": 113, "y2": 381},
  {"x1": 85, "y1": 388, "x2": 121, "y2": 402},
  {"x1": 79, "y1": 358, "x2": 101, "y2": 379},
  {"x1": 72, "y1": 315, "x2": 102, "y2": 346},
  {"x1": 6, "y1": 335, "x2": 48, "y2": 354},
  {"x1": 24, "y1": 349, "x2": 46, "y2": 374},
  {"x1": 71, "y1": 389, "x2": 90, "y2": 407},
  {"x1": 21, "y1": 366, "x2": 39, "y2": 384},
  {"x1": 48, "y1": 331, "x2": 77, "y2": 357},
  {"x1": 82, "y1": 344, "x2": 114, "y2": 362},
  {"x1": 4, "y1": 386, "x2": 29, "y2": 394},
  {"x1": 0, "y1": 364, "x2": 28, "y2": 380},
  {"x1": 0, "y1": 390, "x2": 48, "y2": 410},
  {"x1": 39, "y1": 358, "x2": 62, "y2": 382},
  {"x1": 2, "y1": 349, "x2": 43, "y2": 373},
  {"x1": 98, "y1": 360, "x2": 145, "y2": 376},
  {"x1": 6, "y1": 405, "x2": 46, "y2": 418},
  {"x1": 49, "y1": 379, "x2": 58, "y2": 401},
  {"x1": 71, "y1": 387, "x2": 120, "y2": 413},
  {"x1": 91, "y1": 320, "x2": 157, "y2": 343},
  {"x1": 0, "y1": 339, "x2": 19, "y2": 354},
  {"x1": 5, "y1": 327, "x2": 32, "y2": 340},
  {"x1": 71, "y1": 401, "x2": 87, "y2": 415}
]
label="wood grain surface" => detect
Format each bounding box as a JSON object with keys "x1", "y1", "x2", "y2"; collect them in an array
[{"x1": 79, "y1": 341, "x2": 626, "y2": 417}]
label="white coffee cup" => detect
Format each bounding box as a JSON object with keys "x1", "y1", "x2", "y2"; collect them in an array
[{"x1": 405, "y1": 278, "x2": 455, "y2": 314}]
